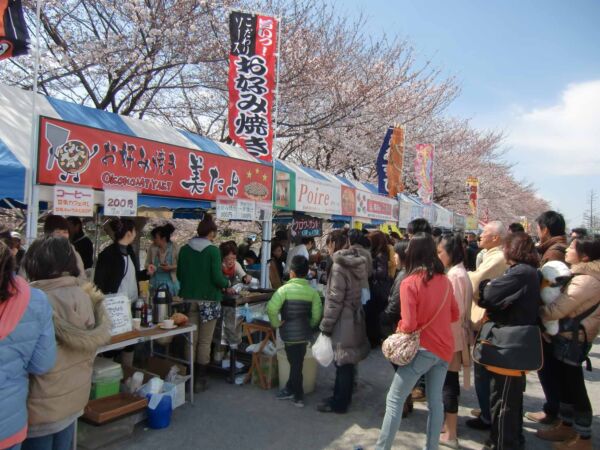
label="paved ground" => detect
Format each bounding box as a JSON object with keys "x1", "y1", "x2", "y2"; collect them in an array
[{"x1": 99, "y1": 341, "x2": 599, "y2": 450}]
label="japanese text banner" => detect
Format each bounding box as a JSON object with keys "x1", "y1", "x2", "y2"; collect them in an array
[
  {"x1": 414, "y1": 144, "x2": 434, "y2": 204},
  {"x1": 36, "y1": 117, "x2": 273, "y2": 203},
  {"x1": 228, "y1": 11, "x2": 278, "y2": 162},
  {"x1": 376, "y1": 126, "x2": 405, "y2": 198}
]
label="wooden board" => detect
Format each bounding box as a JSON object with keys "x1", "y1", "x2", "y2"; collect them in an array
[{"x1": 83, "y1": 394, "x2": 147, "y2": 425}]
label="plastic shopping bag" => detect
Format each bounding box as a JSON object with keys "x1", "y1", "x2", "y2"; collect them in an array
[{"x1": 312, "y1": 333, "x2": 334, "y2": 367}]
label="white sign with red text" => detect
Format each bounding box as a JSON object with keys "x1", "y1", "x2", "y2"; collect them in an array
[
  {"x1": 355, "y1": 190, "x2": 398, "y2": 222},
  {"x1": 53, "y1": 185, "x2": 94, "y2": 217},
  {"x1": 295, "y1": 177, "x2": 342, "y2": 216}
]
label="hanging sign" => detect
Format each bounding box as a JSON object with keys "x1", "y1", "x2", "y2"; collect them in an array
[
  {"x1": 103, "y1": 294, "x2": 133, "y2": 336},
  {"x1": 415, "y1": 144, "x2": 434, "y2": 204},
  {"x1": 291, "y1": 214, "x2": 323, "y2": 238},
  {"x1": 341, "y1": 185, "x2": 356, "y2": 217},
  {"x1": 355, "y1": 190, "x2": 398, "y2": 221},
  {"x1": 104, "y1": 189, "x2": 137, "y2": 217},
  {"x1": 0, "y1": 0, "x2": 30, "y2": 61},
  {"x1": 255, "y1": 201, "x2": 273, "y2": 221},
  {"x1": 228, "y1": 11, "x2": 278, "y2": 162},
  {"x1": 216, "y1": 198, "x2": 238, "y2": 220},
  {"x1": 237, "y1": 199, "x2": 256, "y2": 221},
  {"x1": 53, "y1": 185, "x2": 94, "y2": 217},
  {"x1": 37, "y1": 117, "x2": 273, "y2": 203},
  {"x1": 377, "y1": 126, "x2": 405, "y2": 197},
  {"x1": 295, "y1": 177, "x2": 341, "y2": 216}
]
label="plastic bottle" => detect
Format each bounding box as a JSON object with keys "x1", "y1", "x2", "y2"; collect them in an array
[
  {"x1": 133, "y1": 297, "x2": 144, "y2": 319},
  {"x1": 141, "y1": 301, "x2": 148, "y2": 327},
  {"x1": 147, "y1": 299, "x2": 153, "y2": 326}
]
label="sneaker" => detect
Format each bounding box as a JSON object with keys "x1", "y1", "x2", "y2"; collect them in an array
[
  {"x1": 293, "y1": 399, "x2": 305, "y2": 408},
  {"x1": 471, "y1": 408, "x2": 481, "y2": 418},
  {"x1": 525, "y1": 410, "x2": 559, "y2": 425},
  {"x1": 276, "y1": 389, "x2": 294, "y2": 400},
  {"x1": 553, "y1": 435, "x2": 592, "y2": 450},
  {"x1": 466, "y1": 417, "x2": 491, "y2": 430},
  {"x1": 439, "y1": 438, "x2": 459, "y2": 449},
  {"x1": 536, "y1": 423, "x2": 577, "y2": 442}
]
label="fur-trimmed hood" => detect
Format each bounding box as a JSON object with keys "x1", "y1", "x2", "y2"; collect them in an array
[
  {"x1": 30, "y1": 276, "x2": 111, "y2": 352},
  {"x1": 332, "y1": 248, "x2": 368, "y2": 280},
  {"x1": 571, "y1": 260, "x2": 600, "y2": 283}
]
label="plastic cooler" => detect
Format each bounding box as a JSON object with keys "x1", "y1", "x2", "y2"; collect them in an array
[
  {"x1": 91, "y1": 358, "x2": 123, "y2": 400},
  {"x1": 277, "y1": 347, "x2": 317, "y2": 394}
]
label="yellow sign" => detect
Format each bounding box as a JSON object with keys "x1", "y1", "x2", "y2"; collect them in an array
[{"x1": 353, "y1": 221, "x2": 363, "y2": 230}]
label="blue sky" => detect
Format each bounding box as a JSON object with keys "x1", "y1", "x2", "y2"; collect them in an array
[{"x1": 340, "y1": 0, "x2": 600, "y2": 227}]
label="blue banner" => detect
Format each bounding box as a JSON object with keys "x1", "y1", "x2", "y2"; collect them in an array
[{"x1": 376, "y1": 127, "x2": 394, "y2": 196}]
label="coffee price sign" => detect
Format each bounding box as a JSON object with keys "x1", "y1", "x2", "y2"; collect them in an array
[
  {"x1": 103, "y1": 294, "x2": 133, "y2": 336},
  {"x1": 104, "y1": 189, "x2": 137, "y2": 217}
]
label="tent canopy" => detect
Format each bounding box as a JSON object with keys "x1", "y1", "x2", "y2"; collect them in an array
[{"x1": 0, "y1": 84, "x2": 267, "y2": 210}]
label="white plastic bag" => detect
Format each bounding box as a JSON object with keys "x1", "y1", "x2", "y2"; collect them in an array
[{"x1": 312, "y1": 333, "x2": 334, "y2": 367}]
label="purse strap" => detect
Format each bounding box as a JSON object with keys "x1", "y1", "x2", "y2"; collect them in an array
[{"x1": 418, "y1": 282, "x2": 451, "y2": 332}]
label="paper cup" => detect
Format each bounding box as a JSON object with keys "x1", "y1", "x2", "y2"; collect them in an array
[{"x1": 132, "y1": 318, "x2": 141, "y2": 330}]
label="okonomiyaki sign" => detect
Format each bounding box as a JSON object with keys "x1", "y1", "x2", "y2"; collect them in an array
[{"x1": 36, "y1": 117, "x2": 273, "y2": 202}]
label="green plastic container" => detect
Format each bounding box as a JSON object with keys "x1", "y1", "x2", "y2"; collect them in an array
[{"x1": 90, "y1": 377, "x2": 121, "y2": 399}]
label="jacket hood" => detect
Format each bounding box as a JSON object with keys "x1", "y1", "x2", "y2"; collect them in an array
[
  {"x1": 571, "y1": 260, "x2": 600, "y2": 282},
  {"x1": 30, "y1": 277, "x2": 111, "y2": 352},
  {"x1": 187, "y1": 237, "x2": 213, "y2": 253},
  {"x1": 333, "y1": 248, "x2": 367, "y2": 279}
]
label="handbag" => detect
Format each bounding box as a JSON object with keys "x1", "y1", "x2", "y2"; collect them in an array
[
  {"x1": 382, "y1": 283, "x2": 450, "y2": 366},
  {"x1": 551, "y1": 302, "x2": 596, "y2": 371},
  {"x1": 473, "y1": 321, "x2": 543, "y2": 372}
]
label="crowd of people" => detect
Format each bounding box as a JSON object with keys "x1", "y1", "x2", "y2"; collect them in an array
[{"x1": 0, "y1": 209, "x2": 599, "y2": 450}]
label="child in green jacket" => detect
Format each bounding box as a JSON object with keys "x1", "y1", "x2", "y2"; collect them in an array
[{"x1": 267, "y1": 255, "x2": 322, "y2": 407}]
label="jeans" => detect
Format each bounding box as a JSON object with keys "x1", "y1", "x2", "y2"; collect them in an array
[
  {"x1": 330, "y1": 363, "x2": 355, "y2": 412},
  {"x1": 22, "y1": 422, "x2": 75, "y2": 450},
  {"x1": 557, "y1": 359, "x2": 592, "y2": 437},
  {"x1": 376, "y1": 349, "x2": 449, "y2": 450},
  {"x1": 489, "y1": 372, "x2": 525, "y2": 450},
  {"x1": 474, "y1": 363, "x2": 492, "y2": 423},
  {"x1": 537, "y1": 339, "x2": 560, "y2": 417},
  {"x1": 285, "y1": 342, "x2": 307, "y2": 401}
]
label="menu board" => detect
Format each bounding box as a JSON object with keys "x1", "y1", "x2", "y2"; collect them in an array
[
  {"x1": 103, "y1": 294, "x2": 133, "y2": 336},
  {"x1": 291, "y1": 214, "x2": 323, "y2": 238}
]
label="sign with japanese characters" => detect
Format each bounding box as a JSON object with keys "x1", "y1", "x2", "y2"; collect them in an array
[
  {"x1": 53, "y1": 185, "x2": 94, "y2": 217},
  {"x1": 291, "y1": 214, "x2": 323, "y2": 238},
  {"x1": 103, "y1": 294, "x2": 133, "y2": 336},
  {"x1": 377, "y1": 126, "x2": 405, "y2": 198},
  {"x1": 37, "y1": 117, "x2": 273, "y2": 202},
  {"x1": 341, "y1": 185, "x2": 356, "y2": 217},
  {"x1": 228, "y1": 11, "x2": 278, "y2": 162},
  {"x1": 355, "y1": 190, "x2": 398, "y2": 222},
  {"x1": 295, "y1": 176, "x2": 342, "y2": 216},
  {"x1": 216, "y1": 198, "x2": 272, "y2": 221},
  {"x1": 104, "y1": 189, "x2": 137, "y2": 217}
]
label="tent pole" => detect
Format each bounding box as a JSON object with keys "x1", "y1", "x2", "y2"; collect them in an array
[{"x1": 24, "y1": 0, "x2": 42, "y2": 243}]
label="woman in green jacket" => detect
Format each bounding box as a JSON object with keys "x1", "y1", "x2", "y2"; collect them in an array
[{"x1": 177, "y1": 213, "x2": 229, "y2": 392}]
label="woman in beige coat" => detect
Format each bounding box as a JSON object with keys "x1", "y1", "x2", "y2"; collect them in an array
[
  {"x1": 537, "y1": 235, "x2": 600, "y2": 450},
  {"x1": 21, "y1": 237, "x2": 111, "y2": 450},
  {"x1": 437, "y1": 233, "x2": 473, "y2": 448}
]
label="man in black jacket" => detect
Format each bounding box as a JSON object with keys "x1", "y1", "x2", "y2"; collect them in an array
[{"x1": 67, "y1": 216, "x2": 94, "y2": 270}]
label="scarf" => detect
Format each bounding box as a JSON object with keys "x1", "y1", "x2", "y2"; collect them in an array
[{"x1": 0, "y1": 276, "x2": 30, "y2": 339}]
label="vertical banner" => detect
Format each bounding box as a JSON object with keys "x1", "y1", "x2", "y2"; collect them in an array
[
  {"x1": 0, "y1": 0, "x2": 30, "y2": 61},
  {"x1": 228, "y1": 11, "x2": 278, "y2": 162},
  {"x1": 376, "y1": 126, "x2": 405, "y2": 198},
  {"x1": 414, "y1": 144, "x2": 434, "y2": 204},
  {"x1": 466, "y1": 177, "x2": 479, "y2": 216}
]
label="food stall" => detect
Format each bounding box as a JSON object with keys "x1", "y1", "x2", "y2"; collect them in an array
[{"x1": 0, "y1": 83, "x2": 278, "y2": 441}]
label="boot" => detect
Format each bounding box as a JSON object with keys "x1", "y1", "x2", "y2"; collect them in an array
[
  {"x1": 537, "y1": 422, "x2": 577, "y2": 442},
  {"x1": 194, "y1": 364, "x2": 208, "y2": 393},
  {"x1": 553, "y1": 434, "x2": 592, "y2": 450}
]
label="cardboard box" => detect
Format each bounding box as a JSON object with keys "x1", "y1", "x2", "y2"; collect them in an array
[{"x1": 251, "y1": 354, "x2": 278, "y2": 389}]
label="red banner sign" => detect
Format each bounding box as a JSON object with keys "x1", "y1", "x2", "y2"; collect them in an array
[
  {"x1": 228, "y1": 11, "x2": 278, "y2": 162},
  {"x1": 36, "y1": 117, "x2": 273, "y2": 202}
]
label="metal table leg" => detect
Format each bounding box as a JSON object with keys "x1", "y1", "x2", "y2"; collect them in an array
[{"x1": 189, "y1": 329, "x2": 194, "y2": 405}]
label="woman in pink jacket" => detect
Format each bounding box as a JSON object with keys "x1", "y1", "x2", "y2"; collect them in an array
[{"x1": 437, "y1": 233, "x2": 473, "y2": 448}]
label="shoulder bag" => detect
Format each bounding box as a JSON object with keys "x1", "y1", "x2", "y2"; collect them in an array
[{"x1": 382, "y1": 283, "x2": 450, "y2": 366}]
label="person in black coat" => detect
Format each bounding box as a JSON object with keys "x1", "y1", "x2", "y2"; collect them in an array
[
  {"x1": 380, "y1": 240, "x2": 409, "y2": 338},
  {"x1": 67, "y1": 217, "x2": 94, "y2": 269},
  {"x1": 478, "y1": 232, "x2": 540, "y2": 450},
  {"x1": 366, "y1": 231, "x2": 393, "y2": 347},
  {"x1": 94, "y1": 218, "x2": 148, "y2": 301}
]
